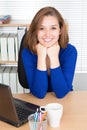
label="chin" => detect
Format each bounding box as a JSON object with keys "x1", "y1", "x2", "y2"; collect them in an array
[
  {"x1": 46, "y1": 44, "x2": 53, "y2": 48},
  {"x1": 43, "y1": 43, "x2": 52, "y2": 47},
  {"x1": 44, "y1": 45, "x2": 50, "y2": 48}
]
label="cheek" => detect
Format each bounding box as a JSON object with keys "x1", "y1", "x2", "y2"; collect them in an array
[
  {"x1": 37, "y1": 32, "x2": 43, "y2": 40},
  {"x1": 37, "y1": 36, "x2": 43, "y2": 44},
  {"x1": 55, "y1": 32, "x2": 60, "y2": 40}
]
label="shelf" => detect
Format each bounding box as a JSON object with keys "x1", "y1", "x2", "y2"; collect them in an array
[
  {"x1": 0, "y1": 61, "x2": 17, "y2": 66},
  {"x1": 0, "y1": 20, "x2": 30, "y2": 27},
  {"x1": 0, "y1": 20, "x2": 28, "y2": 66}
]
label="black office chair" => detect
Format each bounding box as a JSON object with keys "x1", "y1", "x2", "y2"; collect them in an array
[{"x1": 18, "y1": 33, "x2": 29, "y2": 89}]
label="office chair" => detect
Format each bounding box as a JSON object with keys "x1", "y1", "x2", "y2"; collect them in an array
[{"x1": 18, "y1": 33, "x2": 29, "y2": 89}]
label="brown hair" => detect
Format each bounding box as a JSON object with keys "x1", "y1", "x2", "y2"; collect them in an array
[{"x1": 24, "y1": 6, "x2": 69, "y2": 53}]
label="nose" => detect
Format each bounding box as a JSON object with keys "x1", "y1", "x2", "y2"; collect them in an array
[{"x1": 45, "y1": 29, "x2": 50, "y2": 36}]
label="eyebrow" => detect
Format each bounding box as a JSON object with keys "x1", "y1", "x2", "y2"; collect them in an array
[{"x1": 40, "y1": 24, "x2": 58, "y2": 27}]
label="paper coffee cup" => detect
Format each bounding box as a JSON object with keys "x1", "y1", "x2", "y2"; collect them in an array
[{"x1": 40, "y1": 103, "x2": 63, "y2": 128}]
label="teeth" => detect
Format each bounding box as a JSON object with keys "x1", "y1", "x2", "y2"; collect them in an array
[{"x1": 44, "y1": 39, "x2": 52, "y2": 42}]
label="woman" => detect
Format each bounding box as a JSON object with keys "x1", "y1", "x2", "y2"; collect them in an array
[{"x1": 22, "y1": 6, "x2": 77, "y2": 98}]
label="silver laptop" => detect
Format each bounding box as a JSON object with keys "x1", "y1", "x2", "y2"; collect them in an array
[{"x1": 0, "y1": 83, "x2": 39, "y2": 127}]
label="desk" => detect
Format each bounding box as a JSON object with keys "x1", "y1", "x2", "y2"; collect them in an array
[{"x1": 0, "y1": 91, "x2": 87, "y2": 130}]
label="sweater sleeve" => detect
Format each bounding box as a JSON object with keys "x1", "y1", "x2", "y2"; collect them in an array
[
  {"x1": 50, "y1": 45, "x2": 77, "y2": 98},
  {"x1": 22, "y1": 48, "x2": 48, "y2": 98}
]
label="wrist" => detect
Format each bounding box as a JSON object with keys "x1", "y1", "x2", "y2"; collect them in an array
[
  {"x1": 37, "y1": 57, "x2": 47, "y2": 70},
  {"x1": 50, "y1": 58, "x2": 60, "y2": 68}
]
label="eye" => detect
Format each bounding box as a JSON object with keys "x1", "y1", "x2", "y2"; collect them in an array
[
  {"x1": 52, "y1": 27, "x2": 57, "y2": 30},
  {"x1": 39, "y1": 27, "x2": 44, "y2": 30}
]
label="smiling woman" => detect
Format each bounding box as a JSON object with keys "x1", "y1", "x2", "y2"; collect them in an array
[
  {"x1": 0, "y1": 0, "x2": 87, "y2": 73},
  {"x1": 36, "y1": 15, "x2": 61, "y2": 70},
  {"x1": 20, "y1": 6, "x2": 77, "y2": 99}
]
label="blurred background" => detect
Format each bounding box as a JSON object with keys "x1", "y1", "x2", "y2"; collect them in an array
[{"x1": 0, "y1": 0, "x2": 87, "y2": 91}]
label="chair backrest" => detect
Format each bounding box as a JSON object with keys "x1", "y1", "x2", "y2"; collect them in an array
[{"x1": 18, "y1": 33, "x2": 29, "y2": 89}]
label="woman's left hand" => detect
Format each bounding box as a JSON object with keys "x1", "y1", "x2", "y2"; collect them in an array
[{"x1": 47, "y1": 43, "x2": 60, "y2": 68}]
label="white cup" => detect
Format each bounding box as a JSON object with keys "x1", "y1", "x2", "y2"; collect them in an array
[{"x1": 40, "y1": 103, "x2": 63, "y2": 128}]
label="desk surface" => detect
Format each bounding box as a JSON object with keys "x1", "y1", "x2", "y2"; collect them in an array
[{"x1": 0, "y1": 91, "x2": 87, "y2": 130}]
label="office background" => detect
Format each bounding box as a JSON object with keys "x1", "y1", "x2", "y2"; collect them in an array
[{"x1": 0, "y1": 0, "x2": 87, "y2": 90}]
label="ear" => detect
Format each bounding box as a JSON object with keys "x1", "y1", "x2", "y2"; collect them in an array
[
  {"x1": 59, "y1": 29, "x2": 61, "y2": 35},
  {"x1": 59, "y1": 28, "x2": 62, "y2": 35}
]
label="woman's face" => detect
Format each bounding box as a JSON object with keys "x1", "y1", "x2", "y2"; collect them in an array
[{"x1": 37, "y1": 16, "x2": 61, "y2": 48}]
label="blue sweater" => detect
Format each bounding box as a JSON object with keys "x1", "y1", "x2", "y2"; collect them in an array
[{"x1": 22, "y1": 44, "x2": 77, "y2": 98}]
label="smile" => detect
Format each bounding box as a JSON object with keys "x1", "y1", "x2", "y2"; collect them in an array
[{"x1": 43, "y1": 38, "x2": 52, "y2": 42}]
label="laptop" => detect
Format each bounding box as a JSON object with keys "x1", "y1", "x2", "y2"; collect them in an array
[{"x1": 0, "y1": 83, "x2": 40, "y2": 127}]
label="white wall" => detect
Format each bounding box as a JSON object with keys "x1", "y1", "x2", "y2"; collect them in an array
[{"x1": 73, "y1": 73, "x2": 87, "y2": 91}]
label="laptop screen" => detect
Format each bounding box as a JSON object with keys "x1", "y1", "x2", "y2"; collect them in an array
[{"x1": 0, "y1": 83, "x2": 39, "y2": 127}]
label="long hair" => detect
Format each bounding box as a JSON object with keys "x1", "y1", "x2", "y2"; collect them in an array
[{"x1": 24, "y1": 6, "x2": 69, "y2": 53}]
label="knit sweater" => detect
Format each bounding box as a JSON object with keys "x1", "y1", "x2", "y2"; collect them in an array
[{"x1": 22, "y1": 43, "x2": 77, "y2": 98}]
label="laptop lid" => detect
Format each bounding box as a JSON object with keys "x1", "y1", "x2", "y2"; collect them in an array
[{"x1": 0, "y1": 83, "x2": 39, "y2": 127}]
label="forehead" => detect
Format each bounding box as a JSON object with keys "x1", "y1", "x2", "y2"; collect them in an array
[{"x1": 40, "y1": 16, "x2": 58, "y2": 26}]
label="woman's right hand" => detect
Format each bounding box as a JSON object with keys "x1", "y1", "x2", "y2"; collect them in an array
[
  {"x1": 36, "y1": 43, "x2": 47, "y2": 59},
  {"x1": 36, "y1": 43, "x2": 47, "y2": 70}
]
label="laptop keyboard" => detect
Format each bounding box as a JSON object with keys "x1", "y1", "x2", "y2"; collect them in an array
[
  {"x1": 15, "y1": 104, "x2": 32, "y2": 121},
  {"x1": 13, "y1": 98, "x2": 39, "y2": 122}
]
